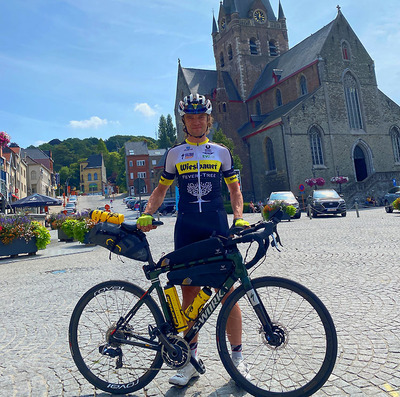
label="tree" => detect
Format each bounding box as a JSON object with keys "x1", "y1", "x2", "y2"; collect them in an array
[
  {"x1": 212, "y1": 128, "x2": 242, "y2": 171},
  {"x1": 96, "y1": 138, "x2": 110, "y2": 164},
  {"x1": 166, "y1": 114, "x2": 177, "y2": 146},
  {"x1": 157, "y1": 115, "x2": 169, "y2": 149}
]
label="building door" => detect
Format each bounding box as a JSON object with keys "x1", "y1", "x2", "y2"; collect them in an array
[{"x1": 354, "y1": 145, "x2": 368, "y2": 181}]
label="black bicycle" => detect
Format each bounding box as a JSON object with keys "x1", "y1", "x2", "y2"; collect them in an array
[{"x1": 69, "y1": 210, "x2": 337, "y2": 396}]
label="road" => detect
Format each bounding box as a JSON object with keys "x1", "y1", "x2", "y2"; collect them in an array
[{"x1": 0, "y1": 194, "x2": 399, "y2": 396}]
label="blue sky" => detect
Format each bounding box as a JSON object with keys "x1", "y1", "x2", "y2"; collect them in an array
[{"x1": 1, "y1": 0, "x2": 400, "y2": 148}]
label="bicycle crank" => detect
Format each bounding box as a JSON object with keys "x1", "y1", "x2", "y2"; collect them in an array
[{"x1": 161, "y1": 335, "x2": 191, "y2": 369}]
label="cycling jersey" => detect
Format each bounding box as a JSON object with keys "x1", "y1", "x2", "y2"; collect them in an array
[{"x1": 159, "y1": 138, "x2": 238, "y2": 213}]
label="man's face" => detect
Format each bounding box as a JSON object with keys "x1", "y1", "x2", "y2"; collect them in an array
[{"x1": 184, "y1": 113, "x2": 208, "y2": 137}]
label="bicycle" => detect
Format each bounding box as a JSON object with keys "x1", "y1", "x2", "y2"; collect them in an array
[{"x1": 69, "y1": 209, "x2": 338, "y2": 396}]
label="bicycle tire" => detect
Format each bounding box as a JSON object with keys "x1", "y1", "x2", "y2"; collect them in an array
[
  {"x1": 216, "y1": 276, "x2": 337, "y2": 397},
  {"x1": 69, "y1": 280, "x2": 164, "y2": 395}
]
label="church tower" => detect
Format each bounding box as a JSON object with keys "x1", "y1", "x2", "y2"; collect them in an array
[{"x1": 212, "y1": 0, "x2": 289, "y2": 100}]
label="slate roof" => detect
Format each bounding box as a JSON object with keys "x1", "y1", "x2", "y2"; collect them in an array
[
  {"x1": 238, "y1": 91, "x2": 317, "y2": 139},
  {"x1": 222, "y1": 0, "x2": 277, "y2": 21},
  {"x1": 125, "y1": 141, "x2": 149, "y2": 156},
  {"x1": 84, "y1": 154, "x2": 103, "y2": 168},
  {"x1": 21, "y1": 147, "x2": 51, "y2": 160},
  {"x1": 182, "y1": 68, "x2": 242, "y2": 101},
  {"x1": 248, "y1": 19, "x2": 335, "y2": 100}
]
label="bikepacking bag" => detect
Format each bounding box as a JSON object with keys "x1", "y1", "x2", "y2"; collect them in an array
[
  {"x1": 87, "y1": 222, "x2": 149, "y2": 262},
  {"x1": 159, "y1": 237, "x2": 235, "y2": 288}
]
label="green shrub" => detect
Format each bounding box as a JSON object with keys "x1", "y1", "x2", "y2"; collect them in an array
[
  {"x1": 61, "y1": 219, "x2": 78, "y2": 238},
  {"x1": 32, "y1": 221, "x2": 51, "y2": 250}
]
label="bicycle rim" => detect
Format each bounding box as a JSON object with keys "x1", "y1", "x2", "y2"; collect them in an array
[
  {"x1": 69, "y1": 280, "x2": 164, "y2": 395},
  {"x1": 216, "y1": 276, "x2": 337, "y2": 397}
]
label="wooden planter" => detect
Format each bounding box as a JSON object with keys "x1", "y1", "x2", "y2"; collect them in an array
[
  {"x1": 0, "y1": 238, "x2": 38, "y2": 258},
  {"x1": 58, "y1": 228, "x2": 74, "y2": 242}
]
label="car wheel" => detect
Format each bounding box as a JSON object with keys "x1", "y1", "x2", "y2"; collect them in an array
[
  {"x1": 385, "y1": 202, "x2": 393, "y2": 213},
  {"x1": 312, "y1": 211, "x2": 318, "y2": 218},
  {"x1": 341, "y1": 212, "x2": 346, "y2": 217},
  {"x1": 162, "y1": 210, "x2": 168, "y2": 216},
  {"x1": 294, "y1": 211, "x2": 301, "y2": 219}
]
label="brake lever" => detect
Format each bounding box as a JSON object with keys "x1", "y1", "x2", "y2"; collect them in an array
[{"x1": 271, "y1": 233, "x2": 282, "y2": 252}]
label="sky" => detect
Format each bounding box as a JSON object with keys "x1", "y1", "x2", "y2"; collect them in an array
[{"x1": 1, "y1": 0, "x2": 400, "y2": 148}]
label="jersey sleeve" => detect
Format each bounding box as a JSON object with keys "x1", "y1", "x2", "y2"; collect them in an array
[
  {"x1": 220, "y1": 146, "x2": 239, "y2": 185},
  {"x1": 159, "y1": 148, "x2": 176, "y2": 186}
]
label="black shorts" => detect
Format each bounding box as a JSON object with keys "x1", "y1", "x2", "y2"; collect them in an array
[{"x1": 174, "y1": 210, "x2": 229, "y2": 250}]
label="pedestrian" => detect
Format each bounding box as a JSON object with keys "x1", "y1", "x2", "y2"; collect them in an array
[{"x1": 137, "y1": 93, "x2": 249, "y2": 387}]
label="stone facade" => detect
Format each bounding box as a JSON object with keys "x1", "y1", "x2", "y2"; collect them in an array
[{"x1": 175, "y1": 1, "x2": 400, "y2": 204}]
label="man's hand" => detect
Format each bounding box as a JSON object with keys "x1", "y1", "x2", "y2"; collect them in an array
[
  {"x1": 137, "y1": 213, "x2": 156, "y2": 232},
  {"x1": 233, "y1": 218, "x2": 250, "y2": 228}
]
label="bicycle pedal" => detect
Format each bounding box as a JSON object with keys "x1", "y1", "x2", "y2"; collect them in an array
[{"x1": 192, "y1": 358, "x2": 206, "y2": 374}]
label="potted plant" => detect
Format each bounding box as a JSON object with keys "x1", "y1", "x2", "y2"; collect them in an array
[
  {"x1": 73, "y1": 218, "x2": 97, "y2": 244},
  {"x1": 61, "y1": 218, "x2": 78, "y2": 242},
  {"x1": 330, "y1": 176, "x2": 349, "y2": 194},
  {"x1": 392, "y1": 197, "x2": 400, "y2": 211},
  {"x1": 262, "y1": 201, "x2": 297, "y2": 221},
  {"x1": 0, "y1": 215, "x2": 51, "y2": 257},
  {"x1": 0, "y1": 131, "x2": 10, "y2": 148}
]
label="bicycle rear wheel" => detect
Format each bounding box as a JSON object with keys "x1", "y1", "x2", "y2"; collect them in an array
[
  {"x1": 216, "y1": 276, "x2": 337, "y2": 397},
  {"x1": 69, "y1": 280, "x2": 164, "y2": 395}
]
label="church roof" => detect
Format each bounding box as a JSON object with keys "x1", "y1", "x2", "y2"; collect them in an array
[
  {"x1": 222, "y1": 0, "x2": 277, "y2": 21},
  {"x1": 248, "y1": 19, "x2": 335, "y2": 100},
  {"x1": 238, "y1": 91, "x2": 316, "y2": 139},
  {"x1": 182, "y1": 68, "x2": 241, "y2": 101}
]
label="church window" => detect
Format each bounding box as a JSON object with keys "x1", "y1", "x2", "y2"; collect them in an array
[
  {"x1": 228, "y1": 45, "x2": 233, "y2": 60},
  {"x1": 256, "y1": 100, "x2": 261, "y2": 115},
  {"x1": 391, "y1": 126, "x2": 400, "y2": 162},
  {"x1": 276, "y1": 89, "x2": 282, "y2": 107},
  {"x1": 220, "y1": 52, "x2": 225, "y2": 67},
  {"x1": 269, "y1": 40, "x2": 278, "y2": 56},
  {"x1": 342, "y1": 41, "x2": 350, "y2": 60},
  {"x1": 88, "y1": 173, "x2": 92, "y2": 181},
  {"x1": 266, "y1": 138, "x2": 276, "y2": 171},
  {"x1": 300, "y1": 75, "x2": 308, "y2": 96},
  {"x1": 222, "y1": 103, "x2": 227, "y2": 112},
  {"x1": 344, "y1": 72, "x2": 363, "y2": 129},
  {"x1": 309, "y1": 127, "x2": 324, "y2": 166},
  {"x1": 250, "y1": 38, "x2": 258, "y2": 55}
]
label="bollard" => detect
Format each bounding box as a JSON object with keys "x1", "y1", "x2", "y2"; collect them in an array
[
  {"x1": 355, "y1": 202, "x2": 360, "y2": 218},
  {"x1": 307, "y1": 204, "x2": 312, "y2": 219}
]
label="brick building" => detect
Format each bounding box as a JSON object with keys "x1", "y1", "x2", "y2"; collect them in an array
[{"x1": 175, "y1": 1, "x2": 400, "y2": 203}]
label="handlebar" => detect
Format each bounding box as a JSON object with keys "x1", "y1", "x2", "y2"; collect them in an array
[{"x1": 229, "y1": 208, "x2": 283, "y2": 269}]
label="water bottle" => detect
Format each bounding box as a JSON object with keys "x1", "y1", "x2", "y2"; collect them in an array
[
  {"x1": 164, "y1": 284, "x2": 188, "y2": 332},
  {"x1": 184, "y1": 287, "x2": 212, "y2": 321},
  {"x1": 91, "y1": 210, "x2": 124, "y2": 225}
]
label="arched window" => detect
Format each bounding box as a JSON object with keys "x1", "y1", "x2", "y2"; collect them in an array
[
  {"x1": 94, "y1": 172, "x2": 98, "y2": 180},
  {"x1": 220, "y1": 52, "x2": 225, "y2": 67},
  {"x1": 391, "y1": 126, "x2": 400, "y2": 163},
  {"x1": 222, "y1": 103, "x2": 227, "y2": 112},
  {"x1": 300, "y1": 75, "x2": 308, "y2": 96},
  {"x1": 228, "y1": 44, "x2": 233, "y2": 60},
  {"x1": 269, "y1": 40, "x2": 278, "y2": 56},
  {"x1": 342, "y1": 41, "x2": 350, "y2": 60},
  {"x1": 309, "y1": 127, "x2": 324, "y2": 166},
  {"x1": 276, "y1": 89, "x2": 282, "y2": 107},
  {"x1": 266, "y1": 138, "x2": 276, "y2": 171},
  {"x1": 88, "y1": 173, "x2": 92, "y2": 181},
  {"x1": 256, "y1": 100, "x2": 261, "y2": 115},
  {"x1": 250, "y1": 38, "x2": 258, "y2": 55},
  {"x1": 31, "y1": 170, "x2": 37, "y2": 180},
  {"x1": 344, "y1": 72, "x2": 363, "y2": 129}
]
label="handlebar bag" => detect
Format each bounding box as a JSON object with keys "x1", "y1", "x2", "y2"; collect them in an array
[
  {"x1": 167, "y1": 260, "x2": 235, "y2": 288},
  {"x1": 87, "y1": 222, "x2": 149, "y2": 261}
]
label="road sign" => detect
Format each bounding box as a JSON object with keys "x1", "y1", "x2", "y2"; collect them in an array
[
  {"x1": 299, "y1": 184, "x2": 305, "y2": 192},
  {"x1": 133, "y1": 178, "x2": 146, "y2": 193},
  {"x1": 104, "y1": 204, "x2": 110, "y2": 212}
]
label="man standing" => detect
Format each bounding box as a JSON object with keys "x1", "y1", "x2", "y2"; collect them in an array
[{"x1": 137, "y1": 93, "x2": 249, "y2": 386}]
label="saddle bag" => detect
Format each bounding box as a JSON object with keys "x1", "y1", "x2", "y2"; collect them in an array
[{"x1": 87, "y1": 222, "x2": 149, "y2": 262}]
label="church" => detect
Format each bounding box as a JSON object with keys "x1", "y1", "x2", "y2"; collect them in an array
[{"x1": 174, "y1": 0, "x2": 400, "y2": 204}]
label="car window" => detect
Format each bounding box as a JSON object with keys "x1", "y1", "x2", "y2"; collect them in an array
[
  {"x1": 270, "y1": 192, "x2": 295, "y2": 200},
  {"x1": 313, "y1": 190, "x2": 340, "y2": 199},
  {"x1": 389, "y1": 187, "x2": 400, "y2": 193}
]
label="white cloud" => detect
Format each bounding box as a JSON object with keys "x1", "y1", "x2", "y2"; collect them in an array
[
  {"x1": 134, "y1": 103, "x2": 157, "y2": 118},
  {"x1": 69, "y1": 116, "x2": 108, "y2": 129}
]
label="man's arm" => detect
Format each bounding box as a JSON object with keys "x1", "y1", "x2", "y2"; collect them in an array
[{"x1": 227, "y1": 181, "x2": 243, "y2": 220}]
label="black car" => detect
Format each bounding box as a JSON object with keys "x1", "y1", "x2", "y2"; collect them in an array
[
  {"x1": 156, "y1": 199, "x2": 176, "y2": 215},
  {"x1": 308, "y1": 189, "x2": 346, "y2": 217},
  {"x1": 383, "y1": 186, "x2": 400, "y2": 213}
]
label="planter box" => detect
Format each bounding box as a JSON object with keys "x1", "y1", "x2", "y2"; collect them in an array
[
  {"x1": 58, "y1": 228, "x2": 74, "y2": 242},
  {"x1": 0, "y1": 238, "x2": 38, "y2": 258}
]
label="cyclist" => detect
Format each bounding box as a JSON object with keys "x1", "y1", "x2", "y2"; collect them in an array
[{"x1": 137, "y1": 93, "x2": 249, "y2": 386}]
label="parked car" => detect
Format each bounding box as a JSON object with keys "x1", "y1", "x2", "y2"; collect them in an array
[
  {"x1": 123, "y1": 196, "x2": 136, "y2": 204},
  {"x1": 63, "y1": 202, "x2": 77, "y2": 214},
  {"x1": 266, "y1": 191, "x2": 301, "y2": 219},
  {"x1": 126, "y1": 199, "x2": 137, "y2": 209},
  {"x1": 156, "y1": 199, "x2": 176, "y2": 216},
  {"x1": 383, "y1": 186, "x2": 400, "y2": 213},
  {"x1": 308, "y1": 189, "x2": 346, "y2": 217},
  {"x1": 69, "y1": 196, "x2": 77, "y2": 203}
]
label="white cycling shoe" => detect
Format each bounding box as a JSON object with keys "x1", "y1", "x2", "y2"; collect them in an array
[
  {"x1": 232, "y1": 357, "x2": 252, "y2": 381},
  {"x1": 169, "y1": 362, "x2": 200, "y2": 387}
]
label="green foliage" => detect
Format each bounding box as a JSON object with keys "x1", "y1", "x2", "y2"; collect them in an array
[
  {"x1": 157, "y1": 114, "x2": 176, "y2": 149},
  {"x1": 212, "y1": 129, "x2": 242, "y2": 171},
  {"x1": 72, "y1": 220, "x2": 88, "y2": 243},
  {"x1": 393, "y1": 198, "x2": 400, "y2": 210},
  {"x1": 32, "y1": 222, "x2": 51, "y2": 250},
  {"x1": 262, "y1": 201, "x2": 296, "y2": 220},
  {"x1": 61, "y1": 219, "x2": 78, "y2": 238}
]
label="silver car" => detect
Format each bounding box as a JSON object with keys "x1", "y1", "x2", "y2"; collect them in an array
[
  {"x1": 383, "y1": 186, "x2": 400, "y2": 213},
  {"x1": 267, "y1": 191, "x2": 301, "y2": 219}
]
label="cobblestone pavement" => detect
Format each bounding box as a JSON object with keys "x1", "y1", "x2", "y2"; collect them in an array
[{"x1": 1, "y1": 195, "x2": 400, "y2": 396}]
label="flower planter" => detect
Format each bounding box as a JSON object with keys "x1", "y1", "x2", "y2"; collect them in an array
[
  {"x1": 0, "y1": 238, "x2": 38, "y2": 258},
  {"x1": 58, "y1": 228, "x2": 74, "y2": 242}
]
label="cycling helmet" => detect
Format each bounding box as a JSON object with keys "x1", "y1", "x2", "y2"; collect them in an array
[{"x1": 178, "y1": 94, "x2": 212, "y2": 116}]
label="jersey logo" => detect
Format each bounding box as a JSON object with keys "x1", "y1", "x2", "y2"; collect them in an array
[
  {"x1": 187, "y1": 182, "x2": 212, "y2": 204},
  {"x1": 177, "y1": 160, "x2": 221, "y2": 174}
]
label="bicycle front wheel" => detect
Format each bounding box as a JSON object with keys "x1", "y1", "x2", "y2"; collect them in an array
[
  {"x1": 69, "y1": 280, "x2": 164, "y2": 395},
  {"x1": 216, "y1": 277, "x2": 337, "y2": 397}
]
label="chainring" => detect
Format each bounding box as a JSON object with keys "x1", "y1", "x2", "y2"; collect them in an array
[{"x1": 161, "y1": 335, "x2": 191, "y2": 369}]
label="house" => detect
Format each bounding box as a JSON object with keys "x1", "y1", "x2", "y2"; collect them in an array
[{"x1": 79, "y1": 154, "x2": 107, "y2": 195}]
